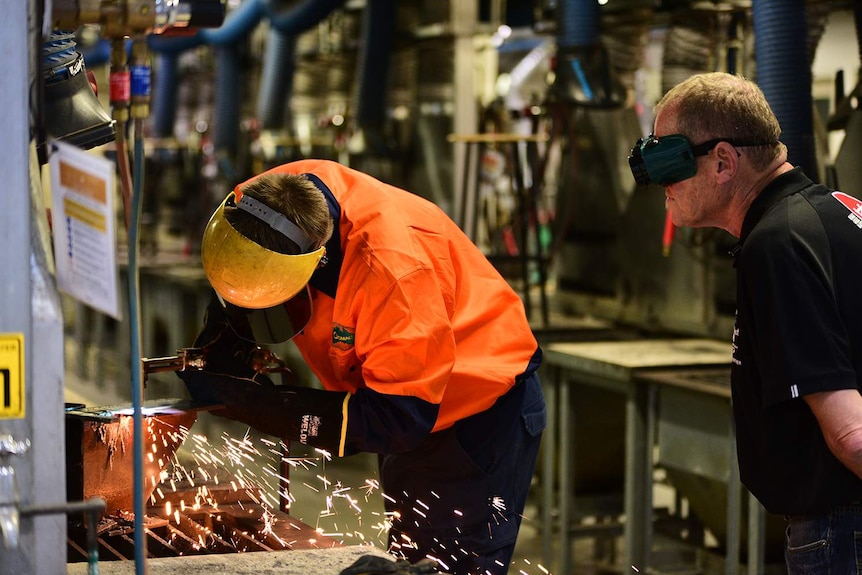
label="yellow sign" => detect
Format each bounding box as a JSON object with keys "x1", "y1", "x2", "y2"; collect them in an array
[{"x1": 0, "y1": 334, "x2": 24, "y2": 419}]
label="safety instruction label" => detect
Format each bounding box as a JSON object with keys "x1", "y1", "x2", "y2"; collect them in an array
[
  {"x1": 0, "y1": 333, "x2": 25, "y2": 419},
  {"x1": 49, "y1": 140, "x2": 120, "y2": 319}
]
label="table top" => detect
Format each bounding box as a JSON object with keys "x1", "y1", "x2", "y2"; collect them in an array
[
  {"x1": 636, "y1": 366, "x2": 733, "y2": 398},
  {"x1": 544, "y1": 338, "x2": 732, "y2": 381}
]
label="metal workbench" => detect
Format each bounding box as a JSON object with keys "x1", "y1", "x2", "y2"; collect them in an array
[
  {"x1": 540, "y1": 338, "x2": 733, "y2": 574},
  {"x1": 636, "y1": 367, "x2": 778, "y2": 575}
]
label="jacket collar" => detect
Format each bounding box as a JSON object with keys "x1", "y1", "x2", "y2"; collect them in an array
[{"x1": 305, "y1": 173, "x2": 342, "y2": 298}]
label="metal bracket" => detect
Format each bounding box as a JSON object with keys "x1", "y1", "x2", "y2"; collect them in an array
[{"x1": 0, "y1": 435, "x2": 29, "y2": 550}]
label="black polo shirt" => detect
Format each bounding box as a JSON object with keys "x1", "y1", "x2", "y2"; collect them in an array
[{"x1": 730, "y1": 167, "x2": 862, "y2": 515}]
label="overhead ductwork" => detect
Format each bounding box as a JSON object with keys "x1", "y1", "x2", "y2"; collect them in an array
[
  {"x1": 549, "y1": 0, "x2": 626, "y2": 108},
  {"x1": 752, "y1": 0, "x2": 818, "y2": 180}
]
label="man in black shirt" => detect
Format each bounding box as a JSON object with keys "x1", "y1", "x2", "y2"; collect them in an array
[{"x1": 628, "y1": 72, "x2": 862, "y2": 573}]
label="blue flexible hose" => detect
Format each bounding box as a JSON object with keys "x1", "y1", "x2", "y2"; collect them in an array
[{"x1": 129, "y1": 121, "x2": 147, "y2": 575}]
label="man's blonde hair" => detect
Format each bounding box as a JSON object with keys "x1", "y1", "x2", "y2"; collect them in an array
[{"x1": 655, "y1": 72, "x2": 786, "y2": 171}]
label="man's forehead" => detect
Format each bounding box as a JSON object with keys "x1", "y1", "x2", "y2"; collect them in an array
[{"x1": 653, "y1": 115, "x2": 676, "y2": 137}]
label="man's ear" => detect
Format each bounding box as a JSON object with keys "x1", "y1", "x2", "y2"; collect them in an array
[{"x1": 714, "y1": 141, "x2": 740, "y2": 183}]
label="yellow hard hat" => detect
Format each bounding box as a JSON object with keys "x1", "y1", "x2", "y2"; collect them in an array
[{"x1": 201, "y1": 192, "x2": 326, "y2": 309}]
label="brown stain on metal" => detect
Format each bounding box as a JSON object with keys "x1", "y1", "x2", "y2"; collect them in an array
[
  {"x1": 95, "y1": 417, "x2": 131, "y2": 469},
  {"x1": 66, "y1": 406, "x2": 198, "y2": 515}
]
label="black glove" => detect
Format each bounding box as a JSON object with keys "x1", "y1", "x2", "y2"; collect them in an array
[
  {"x1": 181, "y1": 369, "x2": 350, "y2": 453},
  {"x1": 339, "y1": 555, "x2": 442, "y2": 575}
]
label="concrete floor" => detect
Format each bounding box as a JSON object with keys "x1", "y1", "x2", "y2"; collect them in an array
[{"x1": 67, "y1": 545, "x2": 396, "y2": 575}]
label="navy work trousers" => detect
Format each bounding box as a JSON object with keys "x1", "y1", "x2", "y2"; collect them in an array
[{"x1": 379, "y1": 372, "x2": 546, "y2": 575}]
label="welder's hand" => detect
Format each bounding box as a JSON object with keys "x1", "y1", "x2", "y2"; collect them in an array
[
  {"x1": 190, "y1": 291, "x2": 259, "y2": 378},
  {"x1": 183, "y1": 371, "x2": 294, "y2": 437},
  {"x1": 182, "y1": 370, "x2": 350, "y2": 452},
  {"x1": 180, "y1": 368, "x2": 276, "y2": 411}
]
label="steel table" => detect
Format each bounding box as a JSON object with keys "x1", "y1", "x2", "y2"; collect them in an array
[
  {"x1": 636, "y1": 367, "x2": 772, "y2": 575},
  {"x1": 540, "y1": 338, "x2": 732, "y2": 574}
]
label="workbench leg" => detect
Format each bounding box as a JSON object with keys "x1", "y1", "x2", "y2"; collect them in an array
[
  {"x1": 644, "y1": 383, "x2": 658, "y2": 570},
  {"x1": 559, "y1": 374, "x2": 573, "y2": 575},
  {"x1": 747, "y1": 491, "x2": 766, "y2": 575},
  {"x1": 726, "y1": 432, "x2": 741, "y2": 575},
  {"x1": 624, "y1": 383, "x2": 650, "y2": 572},
  {"x1": 541, "y1": 368, "x2": 558, "y2": 569}
]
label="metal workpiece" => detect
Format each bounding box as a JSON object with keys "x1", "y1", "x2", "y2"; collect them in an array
[
  {"x1": 0, "y1": 435, "x2": 30, "y2": 550},
  {"x1": 0, "y1": 436, "x2": 31, "y2": 457},
  {"x1": 62, "y1": 401, "x2": 336, "y2": 566},
  {"x1": 0, "y1": 466, "x2": 20, "y2": 549},
  {"x1": 65, "y1": 401, "x2": 200, "y2": 515}
]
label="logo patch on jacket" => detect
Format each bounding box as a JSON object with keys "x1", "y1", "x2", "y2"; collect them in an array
[
  {"x1": 833, "y1": 191, "x2": 862, "y2": 229},
  {"x1": 332, "y1": 323, "x2": 355, "y2": 350}
]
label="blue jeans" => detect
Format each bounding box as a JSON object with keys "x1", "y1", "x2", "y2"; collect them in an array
[
  {"x1": 380, "y1": 372, "x2": 546, "y2": 575},
  {"x1": 785, "y1": 504, "x2": 862, "y2": 574}
]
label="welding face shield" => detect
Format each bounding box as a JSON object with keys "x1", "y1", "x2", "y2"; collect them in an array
[
  {"x1": 201, "y1": 191, "x2": 326, "y2": 343},
  {"x1": 217, "y1": 286, "x2": 313, "y2": 344}
]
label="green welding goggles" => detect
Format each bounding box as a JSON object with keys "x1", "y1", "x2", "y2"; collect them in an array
[
  {"x1": 628, "y1": 133, "x2": 773, "y2": 186},
  {"x1": 628, "y1": 134, "x2": 722, "y2": 186}
]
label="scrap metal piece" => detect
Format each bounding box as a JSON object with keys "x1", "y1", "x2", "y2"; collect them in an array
[{"x1": 65, "y1": 400, "x2": 199, "y2": 515}]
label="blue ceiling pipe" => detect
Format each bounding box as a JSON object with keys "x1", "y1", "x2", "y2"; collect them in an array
[
  {"x1": 354, "y1": 0, "x2": 396, "y2": 155},
  {"x1": 145, "y1": 0, "x2": 345, "y2": 147},
  {"x1": 550, "y1": 0, "x2": 624, "y2": 108},
  {"x1": 752, "y1": 0, "x2": 818, "y2": 181},
  {"x1": 256, "y1": 0, "x2": 348, "y2": 131},
  {"x1": 558, "y1": 0, "x2": 600, "y2": 49},
  {"x1": 256, "y1": 28, "x2": 297, "y2": 130}
]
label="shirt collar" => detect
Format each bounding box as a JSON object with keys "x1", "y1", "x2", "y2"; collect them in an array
[{"x1": 729, "y1": 167, "x2": 813, "y2": 261}]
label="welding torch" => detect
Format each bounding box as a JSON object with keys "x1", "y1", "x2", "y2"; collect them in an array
[
  {"x1": 141, "y1": 346, "x2": 294, "y2": 384},
  {"x1": 143, "y1": 346, "x2": 295, "y2": 512}
]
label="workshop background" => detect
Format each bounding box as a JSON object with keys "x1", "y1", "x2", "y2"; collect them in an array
[{"x1": 1, "y1": 0, "x2": 861, "y2": 574}]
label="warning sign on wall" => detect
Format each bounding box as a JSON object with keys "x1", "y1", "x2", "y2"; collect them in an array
[{"x1": 0, "y1": 333, "x2": 25, "y2": 419}]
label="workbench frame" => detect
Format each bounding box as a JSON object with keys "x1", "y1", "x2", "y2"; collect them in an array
[{"x1": 539, "y1": 339, "x2": 767, "y2": 575}]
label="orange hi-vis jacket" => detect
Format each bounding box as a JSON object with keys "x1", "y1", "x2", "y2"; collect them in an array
[{"x1": 243, "y1": 160, "x2": 540, "y2": 451}]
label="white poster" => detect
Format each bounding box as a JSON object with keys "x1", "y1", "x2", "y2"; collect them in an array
[{"x1": 49, "y1": 140, "x2": 121, "y2": 319}]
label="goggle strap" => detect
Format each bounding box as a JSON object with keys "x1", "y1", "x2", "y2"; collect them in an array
[
  {"x1": 690, "y1": 138, "x2": 777, "y2": 157},
  {"x1": 235, "y1": 194, "x2": 315, "y2": 253}
]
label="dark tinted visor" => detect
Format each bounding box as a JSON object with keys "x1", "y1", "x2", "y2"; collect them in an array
[
  {"x1": 220, "y1": 286, "x2": 312, "y2": 344},
  {"x1": 629, "y1": 134, "x2": 698, "y2": 186}
]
